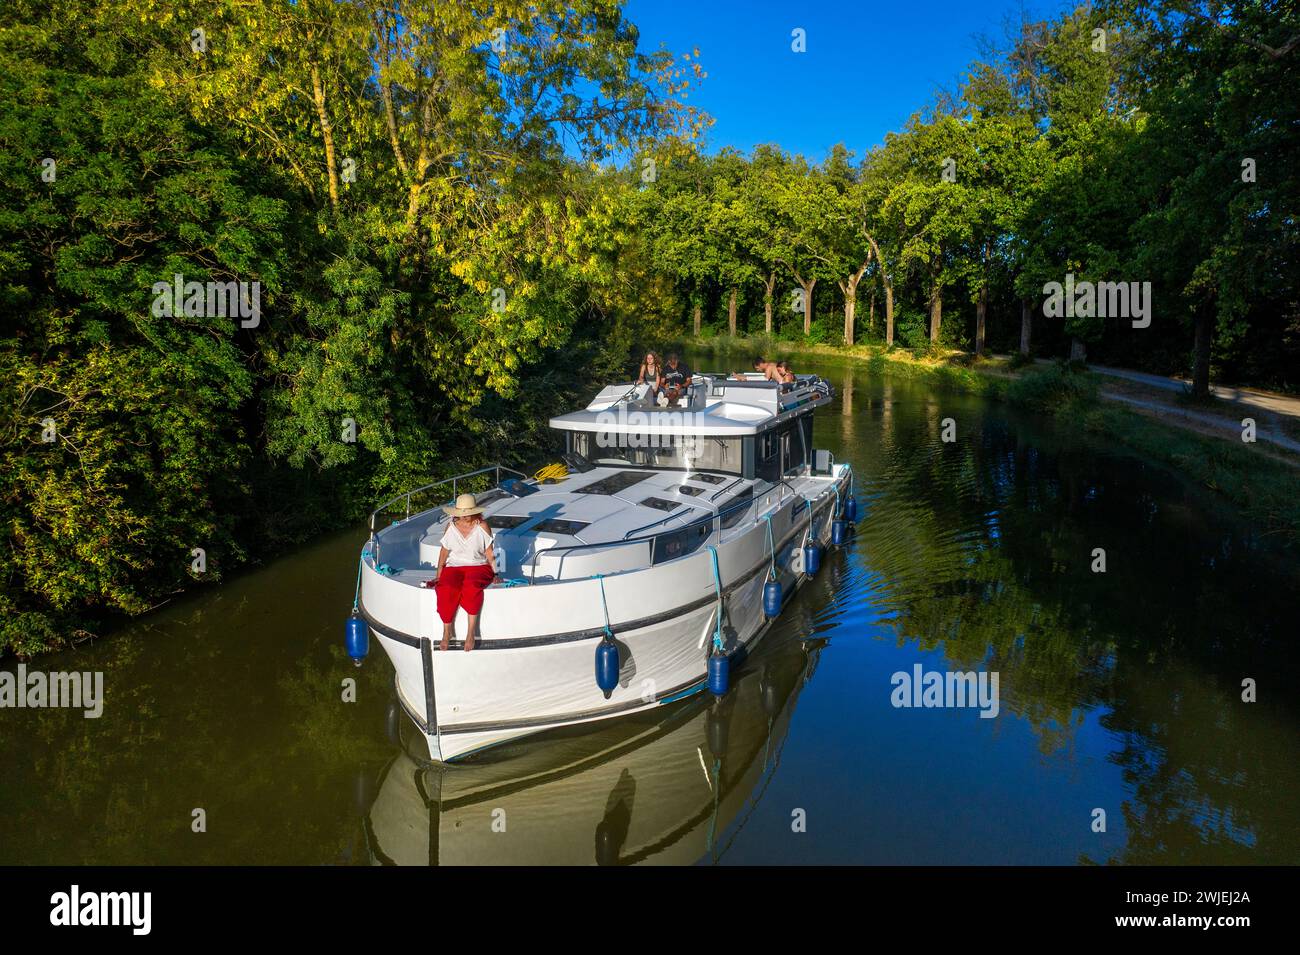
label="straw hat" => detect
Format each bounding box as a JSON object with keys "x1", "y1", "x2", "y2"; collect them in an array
[{"x1": 442, "y1": 492, "x2": 486, "y2": 517}]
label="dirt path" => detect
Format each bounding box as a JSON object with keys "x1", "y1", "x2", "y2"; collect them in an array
[
  {"x1": 1003, "y1": 357, "x2": 1300, "y2": 456},
  {"x1": 1087, "y1": 364, "x2": 1300, "y2": 417}
]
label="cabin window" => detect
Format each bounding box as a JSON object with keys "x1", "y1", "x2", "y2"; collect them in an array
[
  {"x1": 652, "y1": 522, "x2": 710, "y2": 564},
  {"x1": 756, "y1": 416, "x2": 812, "y2": 482},
  {"x1": 757, "y1": 430, "x2": 781, "y2": 483},
  {"x1": 568, "y1": 431, "x2": 743, "y2": 476},
  {"x1": 719, "y1": 488, "x2": 754, "y2": 529}
]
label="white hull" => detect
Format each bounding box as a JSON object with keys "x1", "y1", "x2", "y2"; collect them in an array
[{"x1": 360, "y1": 469, "x2": 850, "y2": 762}]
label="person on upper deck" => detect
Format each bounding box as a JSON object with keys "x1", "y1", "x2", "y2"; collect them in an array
[
  {"x1": 732, "y1": 357, "x2": 779, "y2": 381},
  {"x1": 434, "y1": 493, "x2": 498, "y2": 652},
  {"x1": 636, "y1": 350, "x2": 662, "y2": 402},
  {"x1": 661, "y1": 352, "x2": 693, "y2": 407}
]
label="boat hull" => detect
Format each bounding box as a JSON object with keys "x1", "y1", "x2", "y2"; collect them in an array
[{"x1": 361, "y1": 470, "x2": 850, "y2": 762}]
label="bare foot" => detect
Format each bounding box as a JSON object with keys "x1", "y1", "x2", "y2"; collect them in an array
[
  {"x1": 464, "y1": 631, "x2": 476, "y2": 652},
  {"x1": 439, "y1": 626, "x2": 452, "y2": 652}
]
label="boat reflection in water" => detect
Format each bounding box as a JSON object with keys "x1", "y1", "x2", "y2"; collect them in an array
[{"x1": 363, "y1": 635, "x2": 821, "y2": 865}]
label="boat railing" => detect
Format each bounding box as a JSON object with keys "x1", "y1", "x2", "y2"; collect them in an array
[
  {"x1": 536, "y1": 491, "x2": 762, "y2": 584},
  {"x1": 369, "y1": 464, "x2": 529, "y2": 535}
]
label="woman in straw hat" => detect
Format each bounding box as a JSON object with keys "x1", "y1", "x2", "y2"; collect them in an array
[{"x1": 434, "y1": 493, "x2": 498, "y2": 651}]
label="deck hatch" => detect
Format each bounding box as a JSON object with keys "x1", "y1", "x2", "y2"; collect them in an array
[
  {"x1": 573, "y1": 470, "x2": 653, "y2": 496},
  {"x1": 686, "y1": 472, "x2": 728, "y2": 485},
  {"x1": 487, "y1": 515, "x2": 531, "y2": 530},
  {"x1": 532, "y1": 518, "x2": 590, "y2": 535},
  {"x1": 640, "y1": 497, "x2": 684, "y2": 513}
]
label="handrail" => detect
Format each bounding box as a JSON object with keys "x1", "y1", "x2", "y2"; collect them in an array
[
  {"x1": 368, "y1": 458, "x2": 846, "y2": 584},
  {"x1": 709, "y1": 477, "x2": 745, "y2": 501},
  {"x1": 619, "y1": 473, "x2": 740, "y2": 540},
  {"x1": 369, "y1": 464, "x2": 528, "y2": 534},
  {"x1": 534, "y1": 489, "x2": 762, "y2": 584},
  {"x1": 621, "y1": 508, "x2": 695, "y2": 541}
]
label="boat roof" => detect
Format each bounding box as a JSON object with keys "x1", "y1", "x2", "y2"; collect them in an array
[
  {"x1": 426, "y1": 466, "x2": 752, "y2": 549},
  {"x1": 549, "y1": 372, "x2": 832, "y2": 437}
]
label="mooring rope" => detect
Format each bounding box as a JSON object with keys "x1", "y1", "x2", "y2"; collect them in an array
[
  {"x1": 706, "y1": 545, "x2": 724, "y2": 652},
  {"x1": 763, "y1": 514, "x2": 777, "y2": 581},
  {"x1": 595, "y1": 573, "x2": 614, "y2": 639},
  {"x1": 351, "y1": 556, "x2": 364, "y2": 612}
]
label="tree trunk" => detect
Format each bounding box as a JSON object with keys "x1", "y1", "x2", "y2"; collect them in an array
[
  {"x1": 1069, "y1": 337, "x2": 1087, "y2": 363},
  {"x1": 693, "y1": 303, "x2": 702, "y2": 337},
  {"x1": 869, "y1": 288, "x2": 876, "y2": 338},
  {"x1": 802, "y1": 278, "x2": 816, "y2": 335},
  {"x1": 975, "y1": 286, "x2": 987, "y2": 357},
  {"x1": 840, "y1": 263, "x2": 868, "y2": 348},
  {"x1": 1192, "y1": 304, "x2": 1212, "y2": 397},
  {"x1": 310, "y1": 64, "x2": 340, "y2": 212},
  {"x1": 404, "y1": 95, "x2": 435, "y2": 229},
  {"x1": 929, "y1": 282, "x2": 942, "y2": 344},
  {"x1": 864, "y1": 235, "x2": 895, "y2": 347},
  {"x1": 728, "y1": 288, "x2": 737, "y2": 336},
  {"x1": 1019, "y1": 298, "x2": 1032, "y2": 355},
  {"x1": 885, "y1": 283, "x2": 895, "y2": 347},
  {"x1": 763, "y1": 271, "x2": 776, "y2": 334}
]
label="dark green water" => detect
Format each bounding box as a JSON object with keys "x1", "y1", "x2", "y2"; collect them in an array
[{"x1": 2, "y1": 359, "x2": 1298, "y2": 864}]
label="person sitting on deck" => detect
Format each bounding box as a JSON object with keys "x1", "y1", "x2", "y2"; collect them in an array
[
  {"x1": 660, "y1": 352, "x2": 694, "y2": 407},
  {"x1": 636, "y1": 350, "x2": 662, "y2": 403},
  {"x1": 776, "y1": 360, "x2": 796, "y2": 384},
  {"x1": 434, "y1": 493, "x2": 498, "y2": 652}
]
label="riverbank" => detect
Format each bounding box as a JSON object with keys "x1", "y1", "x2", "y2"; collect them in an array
[{"x1": 692, "y1": 336, "x2": 1300, "y2": 544}]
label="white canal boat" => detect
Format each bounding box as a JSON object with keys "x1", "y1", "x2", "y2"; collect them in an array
[{"x1": 348, "y1": 371, "x2": 857, "y2": 763}]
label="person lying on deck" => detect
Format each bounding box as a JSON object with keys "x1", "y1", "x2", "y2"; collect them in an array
[
  {"x1": 732, "y1": 357, "x2": 780, "y2": 381},
  {"x1": 434, "y1": 493, "x2": 497, "y2": 652}
]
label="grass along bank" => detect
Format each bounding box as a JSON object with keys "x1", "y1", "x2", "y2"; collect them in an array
[{"x1": 691, "y1": 336, "x2": 1300, "y2": 545}]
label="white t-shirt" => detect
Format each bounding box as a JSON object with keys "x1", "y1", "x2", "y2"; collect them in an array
[{"x1": 439, "y1": 522, "x2": 493, "y2": 567}]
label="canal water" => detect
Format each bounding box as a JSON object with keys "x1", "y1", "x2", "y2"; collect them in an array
[{"x1": 2, "y1": 358, "x2": 1297, "y2": 865}]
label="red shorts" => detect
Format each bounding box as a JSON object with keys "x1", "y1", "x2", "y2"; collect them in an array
[{"x1": 435, "y1": 564, "x2": 494, "y2": 622}]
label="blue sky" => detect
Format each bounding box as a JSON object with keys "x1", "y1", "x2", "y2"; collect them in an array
[{"x1": 624, "y1": 0, "x2": 1068, "y2": 162}]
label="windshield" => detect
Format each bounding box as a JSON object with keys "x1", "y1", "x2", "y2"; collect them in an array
[{"x1": 568, "y1": 430, "x2": 742, "y2": 476}]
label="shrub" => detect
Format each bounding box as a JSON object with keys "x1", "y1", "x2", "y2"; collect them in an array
[
  {"x1": 1008, "y1": 351, "x2": 1035, "y2": 371},
  {"x1": 896, "y1": 312, "x2": 929, "y2": 352},
  {"x1": 1005, "y1": 364, "x2": 1098, "y2": 413}
]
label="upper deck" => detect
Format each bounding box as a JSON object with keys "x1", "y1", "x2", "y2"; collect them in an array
[{"x1": 548, "y1": 372, "x2": 832, "y2": 437}]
